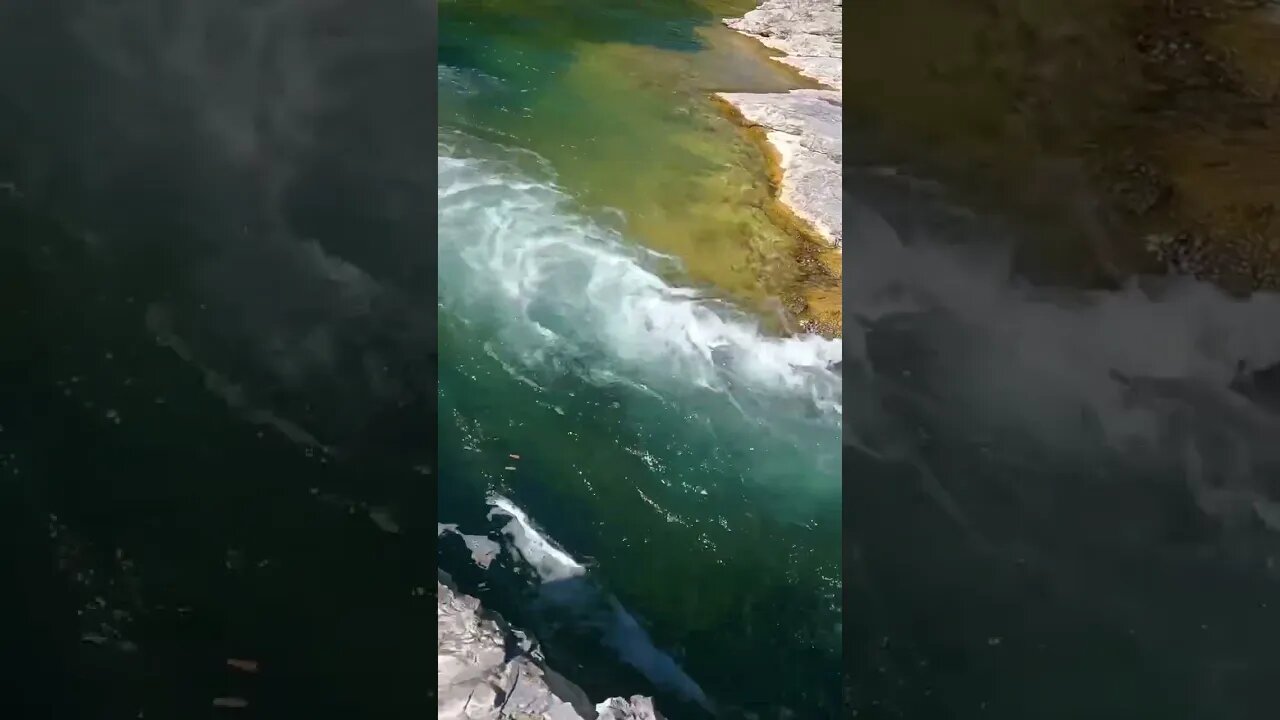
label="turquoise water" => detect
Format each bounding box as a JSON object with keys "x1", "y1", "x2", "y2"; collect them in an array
[{"x1": 437, "y1": 1, "x2": 843, "y2": 717}]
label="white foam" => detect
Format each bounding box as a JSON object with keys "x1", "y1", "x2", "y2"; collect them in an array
[
  {"x1": 438, "y1": 129, "x2": 842, "y2": 420},
  {"x1": 483, "y1": 495, "x2": 711, "y2": 709},
  {"x1": 487, "y1": 493, "x2": 587, "y2": 583}
]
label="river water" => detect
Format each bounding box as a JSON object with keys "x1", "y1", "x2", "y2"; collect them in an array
[{"x1": 438, "y1": 0, "x2": 841, "y2": 717}]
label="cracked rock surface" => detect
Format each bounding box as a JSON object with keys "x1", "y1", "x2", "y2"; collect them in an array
[
  {"x1": 719, "y1": 0, "x2": 843, "y2": 249},
  {"x1": 437, "y1": 579, "x2": 661, "y2": 720},
  {"x1": 724, "y1": 0, "x2": 842, "y2": 91},
  {"x1": 717, "y1": 88, "x2": 842, "y2": 247}
]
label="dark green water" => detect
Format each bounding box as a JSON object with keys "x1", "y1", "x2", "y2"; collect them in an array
[
  {"x1": 2, "y1": 2, "x2": 439, "y2": 717},
  {"x1": 437, "y1": 0, "x2": 841, "y2": 717}
]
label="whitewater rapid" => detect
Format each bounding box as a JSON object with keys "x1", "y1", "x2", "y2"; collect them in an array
[{"x1": 437, "y1": 129, "x2": 842, "y2": 422}]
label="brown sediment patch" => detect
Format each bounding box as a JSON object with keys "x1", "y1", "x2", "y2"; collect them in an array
[
  {"x1": 711, "y1": 93, "x2": 842, "y2": 337},
  {"x1": 495, "y1": 33, "x2": 825, "y2": 320},
  {"x1": 837, "y1": 0, "x2": 1280, "y2": 294},
  {"x1": 1154, "y1": 126, "x2": 1280, "y2": 290},
  {"x1": 1206, "y1": 6, "x2": 1280, "y2": 101},
  {"x1": 1121, "y1": 0, "x2": 1280, "y2": 291}
]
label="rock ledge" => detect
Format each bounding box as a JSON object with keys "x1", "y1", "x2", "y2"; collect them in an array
[
  {"x1": 438, "y1": 578, "x2": 661, "y2": 720},
  {"x1": 718, "y1": 0, "x2": 843, "y2": 249}
]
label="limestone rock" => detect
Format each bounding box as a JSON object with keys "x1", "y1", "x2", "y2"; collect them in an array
[
  {"x1": 438, "y1": 579, "x2": 662, "y2": 720},
  {"x1": 719, "y1": 89, "x2": 841, "y2": 160},
  {"x1": 594, "y1": 696, "x2": 661, "y2": 720},
  {"x1": 719, "y1": 89, "x2": 843, "y2": 247},
  {"x1": 725, "y1": 0, "x2": 843, "y2": 90},
  {"x1": 721, "y1": 0, "x2": 843, "y2": 249}
]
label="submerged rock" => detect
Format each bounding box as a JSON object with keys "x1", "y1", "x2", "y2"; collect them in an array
[
  {"x1": 718, "y1": 0, "x2": 843, "y2": 250},
  {"x1": 437, "y1": 578, "x2": 662, "y2": 720}
]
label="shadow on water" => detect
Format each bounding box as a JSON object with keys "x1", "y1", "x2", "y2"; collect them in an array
[{"x1": 840, "y1": 167, "x2": 1280, "y2": 719}]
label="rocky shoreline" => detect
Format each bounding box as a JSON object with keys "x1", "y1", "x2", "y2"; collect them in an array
[
  {"x1": 717, "y1": 0, "x2": 843, "y2": 251},
  {"x1": 437, "y1": 576, "x2": 661, "y2": 720}
]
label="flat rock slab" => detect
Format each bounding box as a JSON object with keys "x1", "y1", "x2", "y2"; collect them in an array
[
  {"x1": 719, "y1": 89, "x2": 843, "y2": 247},
  {"x1": 438, "y1": 580, "x2": 662, "y2": 720},
  {"x1": 722, "y1": 0, "x2": 842, "y2": 249},
  {"x1": 725, "y1": 0, "x2": 843, "y2": 91}
]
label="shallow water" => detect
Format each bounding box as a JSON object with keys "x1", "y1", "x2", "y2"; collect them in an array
[{"x1": 440, "y1": 0, "x2": 832, "y2": 318}]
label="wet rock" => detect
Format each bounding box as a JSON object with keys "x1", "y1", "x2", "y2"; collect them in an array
[
  {"x1": 594, "y1": 696, "x2": 661, "y2": 720},
  {"x1": 438, "y1": 524, "x2": 502, "y2": 568},
  {"x1": 438, "y1": 580, "x2": 582, "y2": 720},
  {"x1": 438, "y1": 580, "x2": 661, "y2": 720}
]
